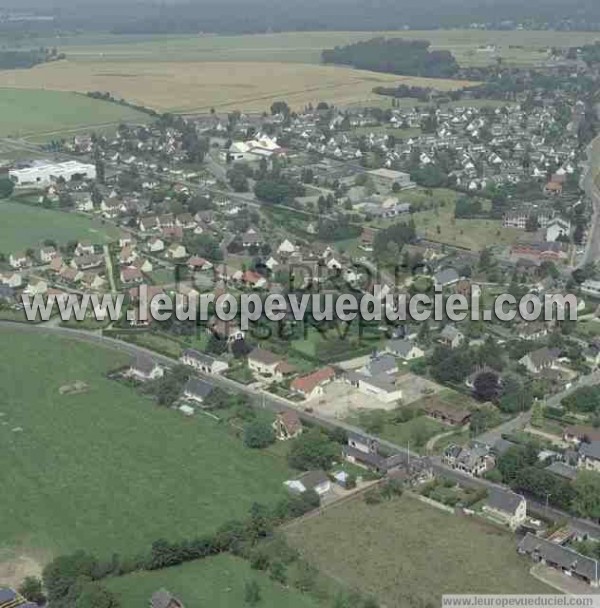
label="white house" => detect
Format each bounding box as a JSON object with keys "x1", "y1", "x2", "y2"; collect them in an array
[
  {"x1": 127, "y1": 356, "x2": 164, "y2": 382},
  {"x1": 180, "y1": 349, "x2": 229, "y2": 374},
  {"x1": 482, "y1": 489, "x2": 527, "y2": 530}
]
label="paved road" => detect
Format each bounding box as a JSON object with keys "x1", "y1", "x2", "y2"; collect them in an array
[
  {"x1": 2, "y1": 320, "x2": 600, "y2": 538},
  {"x1": 579, "y1": 133, "x2": 600, "y2": 267}
]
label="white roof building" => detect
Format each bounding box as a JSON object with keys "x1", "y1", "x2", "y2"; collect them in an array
[{"x1": 9, "y1": 161, "x2": 96, "y2": 187}]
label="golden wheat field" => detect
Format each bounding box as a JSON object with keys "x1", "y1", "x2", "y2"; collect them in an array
[{"x1": 0, "y1": 59, "x2": 472, "y2": 113}]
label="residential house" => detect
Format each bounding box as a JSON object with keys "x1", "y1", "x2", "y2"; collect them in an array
[
  {"x1": 563, "y1": 425, "x2": 600, "y2": 445},
  {"x1": 519, "y1": 347, "x2": 560, "y2": 374},
  {"x1": 187, "y1": 256, "x2": 213, "y2": 272},
  {"x1": 546, "y1": 218, "x2": 571, "y2": 242},
  {"x1": 439, "y1": 325, "x2": 464, "y2": 349},
  {"x1": 443, "y1": 443, "x2": 495, "y2": 476},
  {"x1": 182, "y1": 378, "x2": 214, "y2": 404},
  {"x1": 75, "y1": 241, "x2": 95, "y2": 256},
  {"x1": 344, "y1": 370, "x2": 403, "y2": 403},
  {"x1": 518, "y1": 534, "x2": 599, "y2": 587},
  {"x1": 423, "y1": 402, "x2": 471, "y2": 426},
  {"x1": 273, "y1": 411, "x2": 303, "y2": 441},
  {"x1": 434, "y1": 268, "x2": 460, "y2": 290},
  {"x1": 127, "y1": 356, "x2": 164, "y2": 382},
  {"x1": 39, "y1": 246, "x2": 57, "y2": 264},
  {"x1": 578, "y1": 441, "x2": 600, "y2": 472},
  {"x1": 0, "y1": 271, "x2": 22, "y2": 288},
  {"x1": 208, "y1": 318, "x2": 245, "y2": 342},
  {"x1": 385, "y1": 338, "x2": 424, "y2": 360},
  {"x1": 290, "y1": 367, "x2": 335, "y2": 400},
  {"x1": 482, "y1": 488, "x2": 527, "y2": 530},
  {"x1": 150, "y1": 588, "x2": 185, "y2": 608},
  {"x1": 284, "y1": 470, "x2": 331, "y2": 496},
  {"x1": 147, "y1": 237, "x2": 165, "y2": 253},
  {"x1": 180, "y1": 349, "x2": 229, "y2": 374},
  {"x1": 248, "y1": 348, "x2": 281, "y2": 377},
  {"x1": 71, "y1": 254, "x2": 104, "y2": 271},
  {"x1": 8, "y1": 252, "x2": 28, "y2": 269},
  {"x1": 120, "y1": 266, "x2": 143, "y2": 285},
  {"x1": 166, "y1": 244, "x2": 187, "y2": 260}
]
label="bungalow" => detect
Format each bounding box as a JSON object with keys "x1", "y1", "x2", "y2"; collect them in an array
[
  {"x1": 241, "y1": 228, "x2": 262, "y2": 249},
  {"x1": 182, "y1": 377, "x2": 214, "y2": 404},
  {"x1": 127, "y1": 356, "x2": 164, "y2": 382},
  {"x1": 385, "y1": 338, "x2": 424, "y2": 360},
  {"x1": 284, "y1": 470, "x2": 331, "y2": 496},
  {"x1": 277, "y1": 239, "x2": 297, "y2": 256},
  {"x1": 273, "y1": 411, "x2": 303, "y2": 441},
  {"x1": 180, "y1": 349, "x2": 229, "y2": 374},
  {"x1": 482, "y1": 488, "x2": 527, "y2": 530},
  {"x1": 519, "y1": 347, "x2": 560, "y2": 374},
  {"x1": 290, "y1": 367, "x2": 335, "y2": 400},
  {"x1": 518, "y1": 534, "x2": 599, "y2": 587},
  {"x1": 166, "y1": 244, "x2": 187, "y2": 260},
  {"x1": 443, "y1": 443, "x2": 494, "y2": 476},
  {"x1": 345, "y1": 370, "x2": 403, "y2": 403},
  {"x1": 423, "y1": 403, "x2": 471, "y2": 426}
]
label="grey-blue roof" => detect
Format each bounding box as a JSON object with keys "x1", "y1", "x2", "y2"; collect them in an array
[
  {"x1": 580, "y1": 440, "x2": 600, "y2": 461},
  {"x1": 183, "y1": 378, "x2": 213, "y2": 399}
]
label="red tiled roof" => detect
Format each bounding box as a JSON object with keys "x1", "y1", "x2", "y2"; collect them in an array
[{"x1": 291, "y1": 367, "x2": 335, "y2": 395}]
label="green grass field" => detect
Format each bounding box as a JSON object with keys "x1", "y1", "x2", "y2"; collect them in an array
[
  {"x1": 286, "y1": 494, "x2": 551, "y2": 606},
  {"x1": 0, "y1": 88, "x2": 149, "y2": 140},
  {"x1": 24, "y1": 30, "x2": 600, "y2": 67},
  {"x1": 106, "y1": 554, "x2": 321, "y2": 608},
  {"x1": 0, "y1": 329, "x2": 293, "y2": 562},
  {"x1": 0, "y1": 200, "x2": 119, "y2": 251}
]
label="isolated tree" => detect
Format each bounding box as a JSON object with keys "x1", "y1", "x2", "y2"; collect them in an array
[
  {"x1": 573, "y1": 471, "x2": 600, "y2": 519},
  {"x1": 0, "y1": 177, "x2": 14, "y2": 198},
  {"x1": 473, "y1": 371, "x2": 501, "y2": 402},
  {"x1": 244, "y1": 420, "x2": 275, "y2": 449},
  {"x1": 287, "y1": 428, "x2": 339, "y2": 471},
  {"x1": 18, "y1": 576, "x2": 45, "y2": 605}
]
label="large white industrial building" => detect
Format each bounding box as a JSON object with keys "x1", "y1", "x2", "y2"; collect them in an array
[{"x1": 9, "y1": 161, "x2": 96, "y2": 187}]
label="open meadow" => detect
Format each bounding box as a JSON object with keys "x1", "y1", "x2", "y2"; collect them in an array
[
  {"x1": 23, "y1": 30, "x2": 600, "y2": 67},
  {"x1": 0, "y1": 329, "x2": 293, "y2": 567},
  {"x1": 286, "y1": 493, "x2": 551, "y2": 606},
  {"x1": 0, "y1": 88, "x2": 150, "y2": 140},
  {"x1": 0, "y1": 200, "x2": 119, "y2": 251},
  {"x1": 105, "y1": 554, "x2": 321, "y2": 608},
  {"x1": 0, "y1": 60, "x2": 470, "y2": 113}
]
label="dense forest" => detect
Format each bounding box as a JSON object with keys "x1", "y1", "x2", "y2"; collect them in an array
[
  {"x1": 322, "y1": 38, "x2": 459, "y2": 78},
  {"x1": 0, "y1": 47, "x2": 63, "y2": 69}
]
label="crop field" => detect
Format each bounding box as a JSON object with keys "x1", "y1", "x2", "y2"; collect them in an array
[
  {"x1": 0, "y1": 329, "x2": 293, "y2": 564},
  {"x1": 106, "y1": 554, "x2": 321, "y2": 608},
  {"x1": 286, "y1": 494, "x2": 551, "y2": 606},
  {"x1": 0, "y1": 88, "x2": 149, "y2": 140},
  {"x1": 0, "y1": 200, "x2": 119, "y2": 251},
  {"x1": 23, "y1": 30, "x2": 600, "y2": 67},
  {"x1": 0, "y1": 60, "x2": 470, "y2": 113}
]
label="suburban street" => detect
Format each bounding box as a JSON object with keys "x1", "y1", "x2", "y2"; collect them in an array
[{"x1": 2, "y1": 320, "x2": 599, "y2": 539}]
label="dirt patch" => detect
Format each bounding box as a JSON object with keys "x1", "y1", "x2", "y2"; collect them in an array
[{"x1": 0, "y1": 554, "x2": 44, "y2": 589}]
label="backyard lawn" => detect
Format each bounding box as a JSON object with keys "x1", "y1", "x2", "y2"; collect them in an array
[
  {"x1": 106, "y1": 554, "x2": 321, "y2": 608},
  {"x1": 286, "y1": 494, "x2": 551, "y2": 607},
  {"x1": 0, "y1": 329, "x2": 293, "y2": 562}
]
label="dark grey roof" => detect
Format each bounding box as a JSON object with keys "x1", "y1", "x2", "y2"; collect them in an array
[
  {"x1": 434, "y1": 268, "x2": 459, "y2": 286},
  {"x1": 365, "y1": 354, "x2": 397, "y2": 376},
  {"x1": 385, "y1": 338, "x2": 414, "y2": 357},
  {"x1": 518, "y1": 533, "x2": 599, "y2": 584},
  {"x1": 0, "y1": 588, "x2": 17, "y2": 603},
  {"x1": 545, "y1": 461, "x2": 579, "y2": 481},
  {"x1": 248, "y1": 348, "x2": 281, "y2": 365},
  {"x1": 182, "y1": 349, "x2": 217, "y2": 365},
  {"x1": 298, "y1": 470, "x2": 330, "y2": 490},
  {"x1": 343, "y1": 445, "x2": 386, "y2": 469},
  {"x1": 580, "y1": 440, "x2": 600, "y2": 461},
  {"x1": 131, "y1": 355, "x2": 157, "y2": 374},
  {"x1": 486, "y1": 488, "x2": 524, "y2": 516},
  {"x1": 183, "y1": 378, "x2": 213, "y2": 399},
  {"x1": 492, "y1": 438, "x2": 516, "y2": 456},
  {"x1": 151, "y1": 588, "x2": 178, "y2": 608}
]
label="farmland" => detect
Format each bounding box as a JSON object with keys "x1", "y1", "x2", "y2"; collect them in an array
[
  {"x1": 0, "y1": 329, "x2": 293, "y2": 563},
  {"x1": 106, "y1": 554, "x2": 321, "y2": 608},
  {"x1": 286, "y1": 494, "x2": 551, "y2": 606},
  {"x1": 23, "y1": 30, "x2": 600, "y2": 67},
  {"x1": 0, "y1": 200, "x2": 119, "y2": 251},
  {"x1": 0, "y1": 60, "x2": 470, "y2": 113},
  {"x1": 0, "y1": 88, "x2": 150, "y2": 140}
]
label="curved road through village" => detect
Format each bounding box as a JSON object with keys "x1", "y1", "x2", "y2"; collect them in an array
[{"x1": 1, "y1": 320, "x2": 599, "y2": 538}]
